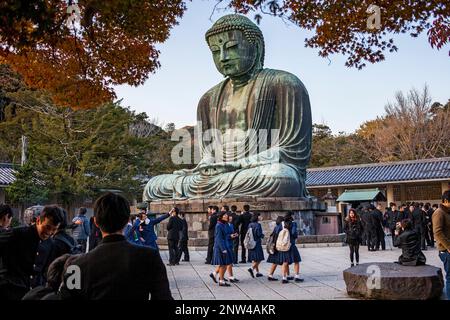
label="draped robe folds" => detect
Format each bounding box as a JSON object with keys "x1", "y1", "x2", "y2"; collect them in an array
[{"x1": 143, "y1": 69, "x2": 312, "y2": 200}]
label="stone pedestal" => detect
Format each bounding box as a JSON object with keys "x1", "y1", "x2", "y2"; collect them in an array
[
  {"x1": 148, "y1": 197, "x2": 326, "y2": 248},
  {"x1": 343, "y1": 262, "x2": 444, "y2": 300}
]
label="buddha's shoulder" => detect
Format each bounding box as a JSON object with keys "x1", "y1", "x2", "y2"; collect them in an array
[
  {"x1": 261, "y1": 69, "x2": 307, "y2": 88},
  {"x1": 198, "y1": 80, "x2": 228, "y2": 103}
]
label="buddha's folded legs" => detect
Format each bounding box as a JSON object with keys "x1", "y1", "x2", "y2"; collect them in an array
[{"x1": 143, "y1": 163, "x2": 305, "y2": 201}]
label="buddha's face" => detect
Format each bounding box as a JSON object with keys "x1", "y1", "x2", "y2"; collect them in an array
[{"x1": 208, "y1": 30, "x2": 257, "y2": 77}]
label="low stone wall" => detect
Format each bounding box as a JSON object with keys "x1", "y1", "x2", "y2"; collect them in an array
[{"x1": 151, "y1": 197, "x2": 333, "y2": 248}]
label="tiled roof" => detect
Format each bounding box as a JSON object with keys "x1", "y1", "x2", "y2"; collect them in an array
[
  {"x1": 306, "y1": 157, "x2": 450, "y2": 187},
  {"x1": 0, "y1": 163, "x2": 16, "y2": 186},
  {"x1": 3, "y1": 158, "x2": 450, "y2": 189}
]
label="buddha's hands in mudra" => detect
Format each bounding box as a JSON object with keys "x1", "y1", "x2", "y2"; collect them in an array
[{"x1": 173, "y1": 161, "x2": 242, "y2": 176}]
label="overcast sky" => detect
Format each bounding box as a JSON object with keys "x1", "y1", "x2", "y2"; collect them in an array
[{"x1": 114, "y1": 0, "x2": 450, "y2": 134}]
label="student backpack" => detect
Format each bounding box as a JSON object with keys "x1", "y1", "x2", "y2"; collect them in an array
[
  {"x1": 275, "y1": 228, "x2": 291, "y2": 252},
  {"x1": 266, "y1": 230, "x2": 278, "y2": 255},
  {"x1": 243, "y1": 227, "x2": 256, "y2": 250}
]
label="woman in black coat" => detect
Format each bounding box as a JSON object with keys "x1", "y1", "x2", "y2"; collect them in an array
[{"x1": 344, "y1": 209, "x2": 363, "y2": 267}]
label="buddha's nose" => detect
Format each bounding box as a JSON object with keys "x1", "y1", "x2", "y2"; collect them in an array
[{"x1": 220, "y1": 48, "x2": 229, "y2": 62}]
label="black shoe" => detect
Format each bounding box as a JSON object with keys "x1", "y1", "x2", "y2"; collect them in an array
[
  {"x1": 175, "y1": 263, "x2": 180, "y2": 265},
  {"x1": 256, "y1": 273, "x2": 263, "y2": 277},
  {"x1": 268, "y1": 276, "x2": 278, "y2": 281},
  {"x1": 229, "y1": 278, "x2": 240, "y2": 283},
  {"x1": 239, "y1": 260, "x2": 247, "y2": 264},
  {"x1": 294, "y1": 278, "x2": 304, "y2": 282},
  {"x1": 182, "y1": 259, "x2": 190, "y2": 262},
  {"x1": 219, "y1": 282, "x2": 231, "y2": 287},
  {"x1": 209, "y1": 273, "x2": 217, "y2": 283},
  {"x1": 166, "y1": 263, "x2": 174, "y2": 266},
  {"x1": 205, "y1": 261, "x2": 211, "y2": 264},
  {"x1": 282, "y1": 279, "x2": 289, "y2": 284},
  {"x1": 351, "y1": 263, "x2": 354, "y2": 267},
  {"x1": 223, "y1": 278, "x2": 229, "y2": 282},
  {"x1": 248, "y1": 268, "x2": 255, "y2": 278},
  {"x1": 287, "y1": 276, "x2": 294, "y2": 281}
]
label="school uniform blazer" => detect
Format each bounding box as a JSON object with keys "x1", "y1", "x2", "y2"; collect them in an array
[
  {"x1": 60, "y1": 234, "x2": 172, "y2": 300},
  {"x1": 214, "y1": 222, "x2": 228, "y2": 253},
  {"x1": 225, "y1": 223, "x2": 235, "y2": 250},
  {"x1": 249, "y1": 222, "x2": 264, "y2": 243},
  {"x1": 140, "y1": 213, "x2": 170, "y2": 246}
]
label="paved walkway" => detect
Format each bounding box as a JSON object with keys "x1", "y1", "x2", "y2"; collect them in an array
[{"x1": 160, "y1": 239, "x2": 445, "y2": 300}]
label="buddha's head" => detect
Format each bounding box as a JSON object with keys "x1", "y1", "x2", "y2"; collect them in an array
[{"x1": 205, "y1": 14, "x2": 264, "y2": 79}]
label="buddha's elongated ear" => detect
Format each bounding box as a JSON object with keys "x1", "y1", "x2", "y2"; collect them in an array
[{"x1": 254, "y1": 40, "x2": 264, "y2": 70}]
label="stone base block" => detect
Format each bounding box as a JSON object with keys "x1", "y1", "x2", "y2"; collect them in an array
[
  {"x1": 343, "y1": 262, "x2": 444, "y2": 300},
  {"x1": 152, "y1": 197, "x2": 330, "y2": 248}
]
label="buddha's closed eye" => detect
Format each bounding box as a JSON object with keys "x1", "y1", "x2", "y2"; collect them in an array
[{"x1": 225, "y1": 41, "x2": 238, "y2": 49}]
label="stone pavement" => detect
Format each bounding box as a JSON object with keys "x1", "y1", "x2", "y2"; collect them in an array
[{"x1": 160, "y1": 238, "x2": 446, "y2": 300}]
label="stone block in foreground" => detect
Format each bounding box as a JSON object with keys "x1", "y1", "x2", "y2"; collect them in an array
[{"x1": 343, "y1": 262, "x2": 444, "y2": 300}]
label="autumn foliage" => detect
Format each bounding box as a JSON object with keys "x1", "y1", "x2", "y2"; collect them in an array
[
  {"x1": 230, "y1": 0, "x2": 450, "y2": 67},
  {"x1": 0, "y1": 1, "x2": 448, "y2": 111},
  {"x1": 0, "y1": 0, "x2": 186, "y2": 109}
]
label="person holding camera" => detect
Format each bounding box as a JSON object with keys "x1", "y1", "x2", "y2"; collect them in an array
[
  {"x1": 138, "y1": 207, "x2": 170, "y2": 251},
  {"x1": 393, "y1": 219, "x2": 426, "y2": 266}
]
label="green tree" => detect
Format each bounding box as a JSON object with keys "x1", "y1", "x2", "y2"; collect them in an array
[
  {"x1": 310, "y1": 123, "x2": 370, "y2": 167},
  {"x1": 0, "y1": 68, "x2": 182, "y2": 212},
  {"x1": 6, "y1": 162, "x2": 49, "y2": 220}
]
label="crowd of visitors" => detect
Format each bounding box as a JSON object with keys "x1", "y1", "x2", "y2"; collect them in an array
[
  {"x1": 0, "y1": 189, "x2": 448, "y2": 300},
  {"x1": 206, "y1": 205, "x2": 304, "y2": 286},
  {"x1": 340, "y1": 191, "x2": 450, "y2": 299}
]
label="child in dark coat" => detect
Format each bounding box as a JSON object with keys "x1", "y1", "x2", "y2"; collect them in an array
[
  {"x1": 209, "y1": 212, "x2": 236, "y2": 286},
  {"x1": 283, "y1": 212, "x2": 303, "y2": 283},
  {"x1": 247, "y1": 213, "x2": 265, "y2": 278}
]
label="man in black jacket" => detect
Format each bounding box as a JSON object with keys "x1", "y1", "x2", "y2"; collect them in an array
[
  {"x1": 167, "y1": 207, "x2": 183, "y2": 266},
  {"x1": 239, "y1": 204, "x2": 252, "y2": 263},
  {"x1": 0, "y1": 205, "x2": 63, "y2": 300},
  {"x1": 410, "y1": 203, "x2": 426, "y2": 250},
  {"x1": 59, "y1": 192, "x2": 172, "y2": 300},
  {"x1": 205, "y1": 205, "x2": 219, "y2": 264},
  {"x1": 366, "y1": 205, "x2": 378, "y2": 251},
  {"x1": 177, "y1": 213, "x2": 189, "y2": 262},
  {"x1": 374, "y1": 204, "x2": 386, "y2": 250},
  {"x1": 359, "y1": 207, "x2": 370, "y2": 246},
  {"x1": 388, "y1": 203, "x2": 400, "y2": 244}
]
